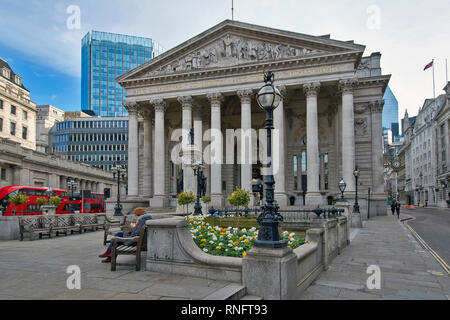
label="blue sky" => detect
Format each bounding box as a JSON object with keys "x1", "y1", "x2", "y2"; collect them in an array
[{"x1": 0, "y1": 0, "x2": 449, "y2": 117}]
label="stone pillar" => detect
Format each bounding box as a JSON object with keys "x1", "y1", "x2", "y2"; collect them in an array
[
  {"x1": 193, "y1": 105, "x2": 203, "y2": 194},
  {"x1": 125, "y1": 102, "x2": 140, "y2": 199},
  {"x1": 303, "y1": 82, "x2": 322, "y2": 205},
  {"x1": 150, "y1": 99, "x2": 168, "y2": 207},
  {"x1": 142, "y1": 109, "x2": 153, "y2": 199},
  {"x1": 370, "y1": 99, "x2": 387, "y2": 216},
  {"x1": 320, "y1": 153, "x2": 325, "y2": 191},
  {"x1": 274, "y1": 86, "x2": 288, "y2": 207},
  {"x1": 207, "y1": 93, "x2": 224, "y2": 207},
  {"x1": 178, "y1": 96, "x2": 195, "y2": 194},
  {"x1": 297, "y1": 152, "x2": 303, "y2": 195},
  {"x1": 339, "y1": 79, "x2": 357, "y2": 194},
  {"x1": 237, "y1": 89, "x2": 253, "y2": 198}
]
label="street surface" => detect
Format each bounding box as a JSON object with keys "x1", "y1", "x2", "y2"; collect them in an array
[{"x1": 402, "y1": 207, "x2": 450, "y2": 267}]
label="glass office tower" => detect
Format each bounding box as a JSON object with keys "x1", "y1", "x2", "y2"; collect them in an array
[
  {"x1": 382, "y1": 86, "x2": 399, "y2": 135},
  {"x1": 81, "y1": 31, "x2": 163, "y2": 117}
]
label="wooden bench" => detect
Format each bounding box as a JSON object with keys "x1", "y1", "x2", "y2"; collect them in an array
[
  {"x1": 110, "y1": 226, "x2": 147, "y2": 271},
  {"x1": 19, "y1": 216, "x2": 52, "y2": 241},
  {"x1": 103, "y1": 215, "x2": 136, "y2": 245}
]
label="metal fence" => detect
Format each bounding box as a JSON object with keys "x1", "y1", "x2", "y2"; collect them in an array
[{"x1": 207, "y1": 206, "x2": 344, "y2": 222}]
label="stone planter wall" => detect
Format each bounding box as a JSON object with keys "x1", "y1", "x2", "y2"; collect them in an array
[{"x1": 145, "y1": 214, "x2": 349, "y2": 299}]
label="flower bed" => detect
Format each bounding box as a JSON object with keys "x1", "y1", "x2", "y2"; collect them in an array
[{"x1": 188, "y1": 215, "x2": 305, "y2": 258}]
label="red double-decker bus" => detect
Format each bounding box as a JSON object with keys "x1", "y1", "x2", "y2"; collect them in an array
[{"x1": 0, "y1": 186, "x2": 105, "y2": 216}]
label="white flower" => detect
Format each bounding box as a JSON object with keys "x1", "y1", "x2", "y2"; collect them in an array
[
  {"x1": 289, "y1": 232, "x2": 295, "y2": 237},
  {"x1": 234, "y1": 246, "x2": 239, "y2": 251},
  {"x1": 241, "y1": 228, "x2": 247, "y2": 233},
  {"x1": 282, "y1": 231, "x2": 289, "y2": 235},
  {"x1": 209, "y1": 241, "x2": 214, "y2": 244},
  {"x1": 203, "y1": 248, "x2": 208, "y2": 253}
]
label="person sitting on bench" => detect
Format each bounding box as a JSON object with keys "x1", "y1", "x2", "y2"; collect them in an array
[{"x1": 98, "y1": 207, "x2": 152, "y2": 263}]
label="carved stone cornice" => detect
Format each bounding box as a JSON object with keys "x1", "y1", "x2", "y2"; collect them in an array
[
  {"x1": 354, "y1": 103, "x2": 369, "y2": 114},
  {"x1": 139, "y1": 107, "x2": 153, "y2": 120},
  {"x1": 369, "y1": 99, "x2": 385, "y2": 113},
  {"x1": 207, "y1": 92, "x2": 224, "y2": 107},
  {"x1": 177, "y1": 95, "x2": 194, "y2": 110},
  {"x1": 123, "y1": 101, "x2": 139, "y2": 114},
  {"x1": 150, "y1": 98, "x2": 167, "y2": 112},
  {"x1": 338, "y1": 78, "x2": 358, "y2": 93},
  {"x1": 303, "y1": 82, "x2": 321, "y2": 97},
  {"x1": 237, "y1": 89, "x2": 253, "y2": 104}
]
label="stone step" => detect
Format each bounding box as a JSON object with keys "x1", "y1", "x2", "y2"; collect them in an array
[
  {"x1": 240, "y1": 295, "x2": 263, "y2": 300},
  {"x1": 202, "y1": 283, "x2": 247, "y2": 300}
]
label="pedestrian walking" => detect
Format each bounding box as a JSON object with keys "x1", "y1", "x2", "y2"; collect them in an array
[
  {"x1": 390, "y1": 200, "x2": 396, "y2": 215},
  {"x1": 395, "y1": 201, "x2": 401, "y2": 219}
]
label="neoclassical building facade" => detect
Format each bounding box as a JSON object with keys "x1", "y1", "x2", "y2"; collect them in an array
[{"x1": 118, "y1": 20, "x2": 390, "y2": 216}]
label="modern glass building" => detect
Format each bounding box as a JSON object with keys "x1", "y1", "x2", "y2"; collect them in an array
[
  {"x1": 382, "y1": 86, "x2": 399, "y2": 136},
  {"x1": 50, "y1": 117, "x2": 129, "y2": 171},
  {"x1": 81, "y1": 31, "x2": 164, "y2": 117}
]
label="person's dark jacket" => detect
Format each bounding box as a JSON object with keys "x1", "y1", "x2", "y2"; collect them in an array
[{"x1": 121, "y1": 214, "x2": 152, "y2": 245}]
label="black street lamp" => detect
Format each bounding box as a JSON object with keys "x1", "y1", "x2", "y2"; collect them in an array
[
  {"x1": 192, "y1": 161, "x2": 205, "y2": 215},
  {"x1": 353, "y1": 166, "x2": 360, "y2": 213},
  {"x1": 67, "y1": 179, "x2": 77, "y2": 214},
  {"x1": 112, "y1": 163, "x2": 126, "y2": 216},
  {"x1": 338, "y1": 178, "x2": 346, "y2": 201},
  {"x1": 254, "y1": 71, "x2": 286, "y2": 249}
]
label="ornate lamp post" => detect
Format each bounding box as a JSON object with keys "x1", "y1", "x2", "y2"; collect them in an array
[
  {"x1": 192, "y1": 161, "x2": 205, "y2": 215},
  {"x1": 338, "y1": 178, "x2": 346, "y2": 201},
  {"x1": 111, "y1": 163, "x2": 126, "y2": 216},
  {"x1": 67, "y1": 179, "x2": 77, "y2": 214},
  {"x1": 353, "y1": 167, "x2": 360, "y2": 213},
  {"x1": 254, "y1": 71, "x2": 286, "y2": 249}
]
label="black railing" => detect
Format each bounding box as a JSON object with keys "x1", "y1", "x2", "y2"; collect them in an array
[{"x1": 207, "y1": 206, "x2": 344, "y2": 221}]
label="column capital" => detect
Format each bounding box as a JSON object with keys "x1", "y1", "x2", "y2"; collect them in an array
[
  {"x1": 237, "y1": 89, "x2": 253, "y2": 104},
  {"x1": 151, "y1": 98, "x2": 167, "y2": 112},
  {"x1": 338, "y1": 78, "x2": 358, "y2": 93},
  {"x1": 123, "y1": 101, "x2": 139, "y2": 114},
  {"x1": 369, "y1": 99, "x2": 385, "y2": 113},
  {"x1": 207, "y1": 92, "x2": 224, "y2": 106},
  {"x1": 177, "y1": 95, "x2": 194, "y2": 110},
  {"x1": 303, "y1": 82, "x2": 321, "y2": 97}
]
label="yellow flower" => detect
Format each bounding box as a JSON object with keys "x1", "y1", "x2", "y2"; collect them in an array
[
  {"x1": 242, "y1": 251, "x2": 247, "y2": 257},
  {"x1": 244, "y1": 239, "x2": 249, "y2": 243},
  {"x1": 201, "y1": 239, "x2": 207, "y2": 242},
  {"x1": 216, "y1": 246, "x2": 222, "y2": 250},
  {"x1": 239, "y1": 236, "x2": 244, "y2": 240}
]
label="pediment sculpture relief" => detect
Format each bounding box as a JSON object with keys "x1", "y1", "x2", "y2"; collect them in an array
[
  {"x1": 355, "y1": 118, "x2": 368, "y2": 137},
  {"x1": 145, "y1": 34, "x2": 323, "y2": 77}
]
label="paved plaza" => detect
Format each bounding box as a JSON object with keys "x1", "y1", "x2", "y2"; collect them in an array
[
  {"x1": 300, "y1": 213, "x2": 450, "y2": 300},
  {"x1": 0, "y1": 230, "x2": 240, "y2": 300}
]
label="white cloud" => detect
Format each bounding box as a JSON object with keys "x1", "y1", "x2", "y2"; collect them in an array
[{"x1": 0, "y1": 0, "x2": 448, "y2": 118}]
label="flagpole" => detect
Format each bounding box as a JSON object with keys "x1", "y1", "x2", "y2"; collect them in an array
[
  {"x1": 432, "y1": 58, "x2": 436, "y2": 100},
  {"x1": 446, "y1": 58, "x2": 448, "y2": 84}
]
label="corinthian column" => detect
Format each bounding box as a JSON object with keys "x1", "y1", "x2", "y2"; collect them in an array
[
  {"x1": 141, "y1": 108, "x2": 153, "y2": 199},
  {"x1": 178, "y1": 96, "x2": 195, "y2": 194},
  {"x1": 370, "y1": 99, "x2": 387, "y2": 216},
  {"x1": 339, "y1": 78, "x2": 358, "y2": 194},
  {"x1": 274, "y1": 85, "x2": 288, "y2": 207},
  {"x1": 303, "y1": 82, "x2": 322, "y2": 205},
  {"x1": 125, "y1": 101, "x2": 139, "y2": 199},
  {"x1": 237, "y1": 89, "x2": 253, "y2": 196},
  {"x1": 207, "y1": 93, "x2": 224, "y2": 207},
  {"x1": 150, "y1": 99, "x2": 168, "y2": 207}
]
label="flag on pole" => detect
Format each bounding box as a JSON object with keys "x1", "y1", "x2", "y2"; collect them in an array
[{"x1": 424, "y1": 61, "x2": 433, "y2": 71}]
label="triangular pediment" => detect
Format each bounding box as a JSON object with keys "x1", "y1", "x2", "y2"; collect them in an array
[{"x1": 118, "y1": 20, "x2": 365, "y2": 82}]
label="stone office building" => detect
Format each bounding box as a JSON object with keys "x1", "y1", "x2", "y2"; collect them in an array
[{"x1": 117, "y1": 20, "x2": 390, "y2": 216}]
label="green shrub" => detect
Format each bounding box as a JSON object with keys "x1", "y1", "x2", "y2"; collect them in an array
[
  {"x1": 49, "y1": 196, "x2": 62, "y2": 208},
  {"x1": 228, "y1": 187, "x2": 250, "y2": 211},
  {"x1": 36, "y1": 197, "x2": 48, "y2": 206},
  {"x1": 201, "y1": 195, "x2": 211, "y2": 204},
  {"x1": 178, "y1": 191, "x2": 196, "y2": 215},
  {"x1": 8, "y1": 193, "x2": 28, "y2": 215}
]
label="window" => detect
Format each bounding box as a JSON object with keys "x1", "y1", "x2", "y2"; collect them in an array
[
  {"x1": 11, "y1": 105, "x2": 16, "y2": 115},
  {"x1": 23, "y1": 110, "x2": 27, "y2": 120},
  {"x1": 10, "y1": 122, "x2": 16, "y2": 136},
  {"x1": 0, "y1": 118, "x2": 2, "y2": 132},
  {"x1": 1, "y1": 168, "x2": 6, "y2": 180},
  {"x1": 0, "y1": 99, "x2": 3, "y2": 109},
  {"x1": 22, "y1": 126, "x2": 27, "y2": 140}
]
